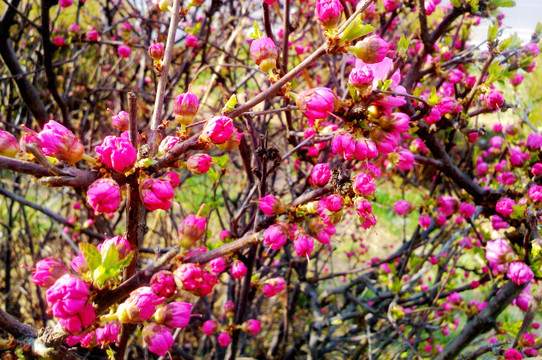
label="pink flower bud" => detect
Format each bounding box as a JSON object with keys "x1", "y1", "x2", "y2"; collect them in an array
[
  {"x1": 201, "y1": 116, "x2": 234, "y2": 144},
  {"x1": 263, "y1": 222, "x2": 289, "y2": 250},
  {"x1": 418, "y1": 214, "x2": 431, "y2": 229},
  {"x1": 0, "y1": 130, "x2": 19, "y2": 157},
  {"x1": 178, "y1": 214, "x2": 206, "y2": 248},
  {"x1": 95, "y1": 135, "x2": 136, "y2": 172},
  {"x1": 526, "y1": 133, "x2": 542, "y2": 151},
  {"x1": 296, "y1": 87, "x2": 339, "y2": 120},
  {"x1": 46, "y1": 274, "x2": 90, "y2": 318},
  {"x1": 382, "y1": 0, "x2": 399, "y2": 11},
  {"x1": 174, "y1": 264, "x2": 218, "y2": 296},
  {"x1": 532, "y1": 163, "x2": 542, "y2": 176},
  {"x1": 159, "y1": 135, "x2": 179, "y2": 154},
  {"x1": 424, "y1": 108, "x2": 441, "y2": 125},
  {"x1": 87, "y1": 30, "x2": 99, "y2": 42},
  {"x1": 95, "y1": 324, "x2": 120, "y2": 347},
  {"x1": 32, "y1": 258, "x2": 69, "y2": 288},
  {"x1": 348, "y1": 67, "x2": 374, "y2": 91},
  {"x1": 116, "y1": 287, "x2": 165, "y2": 323},
  {"x1": 309, "y1": 218, "x2": 336, "y2": 245},
  {"x1": 111, "y1": 110, "x2": 129, "y2": 132},
  {"x1": 99, "y1": 235, "x2": 131, "y2": 259},
  {"x1": 209, "y1": 257, "x2": 227, "y2": 274},
  {"x1": 202, "y1": 319, "x2": 219, "y2": 335},
  {"x1": 148, "y1": 42, "x2": 164, "y2": 60},
  {"x1": 310, "y1": 163, "x2": 331, "y2": 186},
  {"x1": 437, "y1": 196, "x2": 458, "y2": 217},
  {"x1": 173, "y1": 89, "x2": 199, "y2": 125},
  {"x1": 491, "y1": 214, "x2": 509, "y2": 230},
  {"x1": 507, "y1": 262, "x2": 534, "y2": 285},
  {"x1": 393, "y1": 200, "x2": 411, "y2": 215},
  {"x1": 496, "y1": 198, "x2": 515, "y2": 217},
  {"x1": 395, "y1": 148, "x2": 415, "y2": 171},
  {"x1": 142, "y1": 323, "x2": 173, "y2": 356},
  {"x1": 349, "y1": 36, "x2": 389, "y2": 64},
  {"x1": 242, "y1": 319, "x2": 262, "y2": 335},
  {"x1": 216, "y1": 127, "x2": 244, "y2": 150},
  {"x1": 485, "y1": 89, "x2": 504, "y2": 110},
  {"x1": 524, "y1": 42, "x2": 540, "y2": 57},
  {"x1": 510, "y1": 73, "x2": 524, "y2": 86},
  {"x1": 459, "y1": 202, "x2": 475, "y2": 218},
  {"x1": 218, "y1": 332, "x2": 231, "y2": 347},
  {"x1": 332, "y1": 133, "x2": 355, "y2": 160},
  {"x1": 163, "y1": 171, "x2": 180, "y2": 188},
  {"x1": 68, "y1": 23, "x2": 80, "y2": 33},
  {"x1": 485, "y1": 239, "x2": 514, "y2": 267},
  {"x1": 59, "y1": 0, "x2": 72, "y2": 7},
  {"x1": 447, "y1": 69, "x2": 464, "y2": 84},
  {"x1": 37, "y1": 120, "x2": 84, "y2": 164},
  {"x1": 353, "y1": 172, "x2": 375, "y2": 196},
  {"x1": 315, "y1": 0, "x2": 343, "y2": 30},
  {"x1": 529, "y1": 185, "x2": 542, "y2": 202},
  {"x1": 58, "y1": 302, "x2": 96, "y2": 333},
  {"x1": 150, "y1": 271, "x2": 177, "y2": 298},
  {"x1": 140, "y1": 178, "x2": 174, "y2": 211},
  {"x1": 117, "y1": 45, "x2": 132, "y2": 58},
  {"x1": 187, "y1": 154, "x2": 213, "y2": 175},
  {"x1": 293, "y1": 234, "x2": 314, "y2": 258},
  {"x1": 86, "y1": 178, "x2": 121, "y2": 214},
  {"x1": 154, "y1": 302, "x2": 192, "y2": 328},
  {"x1": 231, "y1": 260, "x2": 247, "y2": 279},
  {"x1": 262, "y1": 277, "x2": 285, "y2": 298},
  {"x1": 250, "y1": 37, "x2": 278, "y2": 73},
  {"x1": 54, "y1": 36, "x2": 65, "y2": 47},
  {"x1": 259, "y1": 194, "x2": 286, "y2": 216},
  {"x1": 186, "y1": 35, "x2": 198, "y2": 47}
]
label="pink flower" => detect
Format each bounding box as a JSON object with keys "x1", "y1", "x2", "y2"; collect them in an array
[
  {"x1": 148, "y1": 42, "x2": 164, "y2": 60},
  {"x1": 216, "y1": 127, "x2": 244, "y2": 150},
  {"x1": 315, "y1": 0, "x2": 343, "y2": 30},
  {"x1": 526, "y1": 133, "x2": 542, "y2": 151},
  {"x1": 437, "y1": 196, "x2": 458, "y2": 217},
  {"x1": 510, "y1": 74, "x2": 524, "y2": 86},
  {"x1": 394, "y1": 200, "x2": 411, "y2": 215},
  {"x1": 37, "y1": 120, "x2": 84, "y2": 164},
  {"x1": 459, "y1": 202, "x2": 475, "y2": 218},
  {"x1": 143, "y1": 323, "x2": 173, "y2": 356},
  {"x1": 424, "y1": 108, "x2": 441, "y2": 125},
  {"x1": 503, "y1": 348, "x2": 524, "y2": 360},
  {"x1": 231, "y1": 260, "x2": 247, "y2": 279},
  {"x1": 155, "y1": 302, "x2": 192, "y2": 328},
  {"x1": 532, "y1": 163, "x2": 542, "y2": 176},
  {"x1": 529, "y1": 185, "x2": 542, "y2": 202},
  {"x1": 524, "y1": 42, "x2": 540, "y2": 57},
  {"x1": 418, "y1": 214, "x2": 431, "y2": 229},
  {"x1": 242, "y1": 319, "x2": 262, "y2": 335},
  {"x1": 202, "y1": 319, "x2": 219, "y2": 335},
  {"x1": 309, "y1": 218, "x2": 336, "y2": 245},
  {"x1": 201, "y1": 116, "x2": 234, "y2": 144},
  {"x1": 353, "y1": 172, "x2": 375, "y2": 196},
  {"x1": 117, "y1": 45, "x2": 132, "y2": 58},
  {"x1": 332, "y1": 133, "x2": 355, "y2": 160},
  {"x1": 86, "y1": 178, "x2": 121, "y2": 214},
  {"x1": 293, "y1": 234, "x2": 314, "y2": 258},
  {"x1": 446, "y1": 292, "x2": 463, "y2": 305},
  {"x1": 58, "y1": 303, "x2": 96, "y2": 333},
  {"x1": 46, "y1": 275, "x2": 90, "y2": 319},
  {"x1": 519, "y1": 333, "x2": 535, "y2": 348},
  {"x1": 353, "y1": 140, "x2": 378, "y2": 161},
  {"x1": 373, "y1": 131, "x2": 399, "y2": 154},
  {"x1": 99, "y1": 235, "x2": 131, "y2": 260},
  {"x1": 355, "y1": 198, "x2": 372, "y2": 218},
  {"x1": 87, "y1": 30, "x2": 99, "y2": 42},
  {"x1": 496, "y1": 198, "x2": 515, "y2": 217},
  {"x1": 208, "y1": 257, "x2": 227, "y2": 274},
  {"x1": 447, "y1": 69, "x2": 464, "y2": 84},
  {"x1": 396, "y1": 148, "x2": 415, "y2": 171},
  {"x1": 296, "y1": 87, "x2": 339, "y2": 120},
  {"x1": 95, "y1": 324, "x2": 120, "y2": 347},
  {"x1": 349, "y1": 67, "x2": 374, "y2": 91},
  {"x1": 262, "y1": 277, "x2": 285, "y2": 298},
  {"x1": 173, "y1": 89, "x2": 199, "y2": 125},
  {"x1": 187, "y1": 154, "x2": 213, "y2": 175},
  {"x1": 310, "y1": 163, "x2": 331, "y2": 186},
  {"x1": 349, "y1": 36, "x2": 389, "y2": 64},
  {"x1": 259, "y1": 194, "x2": 286, "y2": 216},
  {"x1": 179, "y1": 214, "x2": 206, "y2": 248},
  {"x1": 32, "y1": 257, "x2": 69, "y2": 288},
  {"x1": 186, "y1": 34, "x2": 198, "y2": 47},
  {"x1": 0, "y1": 129, "x2": 19, "y2": 157},
  {"x1": 150, "y1": 270, "x2": 177, "y2": 298},
  {"x1": 491, "y1": 215, "x2": 510, "y2": 230},
  {"x1": 507, "y1": 262, "x2": 534, "y2": 285},
  {"x1": 59, "y1": 0, "x2": 72, "y2": 7},
  {"x1": 250, "y1": 37, "x2": 278, "y2": 73},
  {"x1": 263, "y1": 222, "x2": 289, "y2": 250},
  {"x1": 381, "y1": 0, "x2": 399, "y2": 11},
  {"x1": 116, "y1": 287, "x2": 165, "y2": 323},
  {"x1": 95, "y1": 135, "x2": 137, "y2": 173},
  {"x1": 218, "y1": 332, "x2": 231, "y2": 347},
  {"x1": 513, "y1": 284, "x2": 532, "y2": 311},
  {"x1": 485, "y1": 89, "x2": 504, "y2": 110},
  {"x1": 140, "y1": 178, "x2": 174, "y2": 211},
  {"x1": 174, "y1": 264, "x2": 218, "y2": 296}
]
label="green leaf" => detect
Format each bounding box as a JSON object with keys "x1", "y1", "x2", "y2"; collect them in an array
[
  {"x1": 498, "y1": 35, "x2": 514, "y2": 51},
  {"x1": 486, "y1": 61, "x2": 504, "y2": 84},
  {"x1": 489, "y1": 0, "x2": 515, "y2": 7},
  {"x1": 214, "y1": 154, "x2": 229, "y2": 169},
  {"x1": 102, "y1": 244, "x2": 119, "y2": 269},
  {"x1": 79, "y1": 243, "x2": 101, "y2": 272},
  {"x1": 340, "y1": 15, "x2": 374, "y2": 42},
  {"x1": 378, "y1": 79, "x2": 392, "y2": 92},
  {"x1": 207, "y1": 168, "x2": 219, "y2": 182},
  {"x1": 510, "y1": 204, "x2": 527, "y2": 220},
  {"x1": 487, "y1": 22, "x2": 499, "y2": 42},
  {"x1": 347, "y1": 83, "x2": 360, "y2": 102},
  {"x1": 468, "y1": 0, "x2": 479, "y2": 12},
  {"x1": 450, "y1": 0, "x2": 460, "y2": 7},
  {"x1": 397, "y1": 35, "x2": 410, "y2": 58},
  {"x1": 428, "y1": 87, "x2": 441, "y2": 106},
  {"x1": 117, "y1": 252, "x2": 134, "y2": 269}
]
